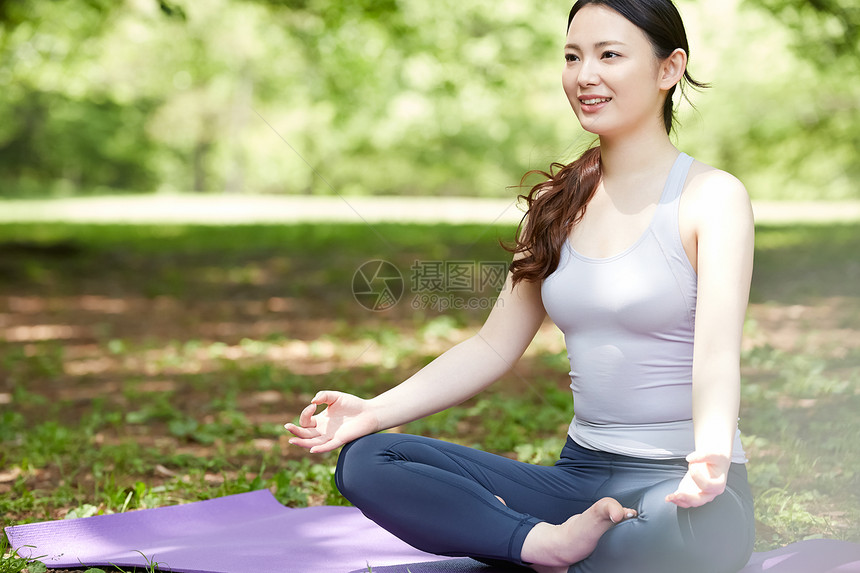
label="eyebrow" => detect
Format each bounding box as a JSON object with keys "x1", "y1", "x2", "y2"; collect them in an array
[{"x1": 564, "y1": 40, "x2": 627, "y2": 50}]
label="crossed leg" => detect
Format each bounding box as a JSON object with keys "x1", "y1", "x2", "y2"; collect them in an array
[
  {"x1": 335, "y1": 433, "x2": 636, "y2": 567},
  {"x1": 335, "y1": 433, "x2": 752, "y2": 572}
]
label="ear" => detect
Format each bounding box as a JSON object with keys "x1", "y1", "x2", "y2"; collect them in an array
[{"x1": 659, "y1": 48, "x2": 687, "y2": 91}]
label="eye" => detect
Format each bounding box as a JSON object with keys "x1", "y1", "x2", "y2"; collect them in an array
[
  {"x1": 564, "y1": 53, "x2": 579, "y2": 62},
  {"x1": 602, "y1": 51, "x2": 621, "y2": 59}
]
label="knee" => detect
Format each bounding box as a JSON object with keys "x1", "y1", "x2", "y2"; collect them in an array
[
  {"x1": 582, "y1": 479, "x2": 752, "y2": 573},
  {"x1": 635, "y1": 478, "x2": 683, "y2": 529},
  {"x1": 334, "y1": 433, "x2": 393, "y2": 501},
  {"x1": 617, "y1": 479, "x2": 686, "y2": 554},
  {"x1": 629, "y1": 478, "x2": 749, "y2": 558},
  {"x1": 576, "y1": 480, "x2": 687, "y2": 573}
]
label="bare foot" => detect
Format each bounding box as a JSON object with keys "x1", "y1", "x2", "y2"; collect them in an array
[{"x1": 521, "y1": 497, "x2": 637, "y2": 573}]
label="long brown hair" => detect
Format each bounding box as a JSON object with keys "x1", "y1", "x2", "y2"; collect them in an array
[{"x1": 505, "y1": 0, "x2": 705, "y2": 286}]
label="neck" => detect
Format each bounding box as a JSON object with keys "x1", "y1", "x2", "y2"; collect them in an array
[{"x1": 598, "y1": 127, "x2": 679, "y2": 182}]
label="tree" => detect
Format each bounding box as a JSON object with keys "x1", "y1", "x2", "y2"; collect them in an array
[
  {"x1": 743, "y1": 0, "x2": 860, "y2": 64},
  {"x1": 0, "y1": 0, "x2": 857, "y2": 199}
]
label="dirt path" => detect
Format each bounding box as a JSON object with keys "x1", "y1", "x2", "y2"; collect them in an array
[{"x1": 1, "y1": 195, "x2": 859, "y2": 225}]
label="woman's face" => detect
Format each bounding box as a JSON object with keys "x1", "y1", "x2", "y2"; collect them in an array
[{"x1": 562, "y1": 4, "x2": 667, "y2": 138}]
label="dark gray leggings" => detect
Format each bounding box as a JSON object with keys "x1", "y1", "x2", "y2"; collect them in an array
[{"x1": 336, "y1": 433, "x2": 755, "y2": 573}]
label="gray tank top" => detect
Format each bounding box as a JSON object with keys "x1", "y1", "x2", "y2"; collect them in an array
[{"x1": 541, "y1": 152, "x2": 746, "y2": 463}]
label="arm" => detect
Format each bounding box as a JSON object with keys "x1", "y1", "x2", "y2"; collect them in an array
[
  {"x1": 666, "y1": 170, "x2": 754, "y2": 508},
  {"x1": 286, "y1": 268, "x2": 547, "y2": 453},
  {"x1": 372, "y1": 272, "x2": 546, "y2": 429}
]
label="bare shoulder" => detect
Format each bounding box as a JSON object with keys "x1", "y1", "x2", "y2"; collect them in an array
[{"x1": 682, "y1": 160, "x2": 753, "y2": 227}]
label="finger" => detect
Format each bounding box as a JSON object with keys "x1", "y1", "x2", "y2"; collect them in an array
[
  {"x1": 284, "y1": 424, "x2": 320, "y2": 439},
  {"x1": 677, "y1": 495, "x2": 711, "y2": 508},
  {"x1": 287, "y1": 437, "x2": 318, "y2": 450},
  {"x1": 309, "y1": 438, "x2": 344, "y2": 454},
  {"x1": 312, "y1": 390, "x2": 337, "y2": 406},
  {"x1": 666, "y1": 489, "x2": 716, "y2": 508},
  {"x1": 689, "y1": 464, "x2": 726, "y2": 493},
  {"x1": 665, "y1": 492, "x2": 695, "y2": 508},
  {"x1": 299, "y1": 403, "x2": 319, "y2": 428},
  {"x1": 289, "y1": 435, "x2": 331, "y2": 450},
  {"x1": 691, "y1": 474, "x2": 722, "y2": 493}
]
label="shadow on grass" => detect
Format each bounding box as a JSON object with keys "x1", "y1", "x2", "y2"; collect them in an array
[{"x1": 0, "y1": 221, "x2": 857, "y2": 551}]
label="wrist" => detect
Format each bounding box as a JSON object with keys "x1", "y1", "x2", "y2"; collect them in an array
[
  {"x1": 686, "y1": 452, "x2": 731, "y2": 483},
  {"x1": 365, "y1": 396, "x2": 389, "y2": 433},
  {"x1": 687, "y1": 451, "x2": 730, "y2": 465}
]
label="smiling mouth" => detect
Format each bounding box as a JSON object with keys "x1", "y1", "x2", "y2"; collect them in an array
[{"x1": 580, "y1": 97, "x2": 611, "y2": 105}]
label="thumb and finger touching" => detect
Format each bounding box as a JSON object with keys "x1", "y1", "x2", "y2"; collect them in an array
[
  {"x1": 665, "y1": 453, "x2": 729, "y2": 507},
  {"x1": 299, "y1": 403, "x2": 319, "y2": 428}
]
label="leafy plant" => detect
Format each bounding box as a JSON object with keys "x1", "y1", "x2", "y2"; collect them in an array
[{"x1": 0, "y1": 539, "x2": 46, "y2": 573}]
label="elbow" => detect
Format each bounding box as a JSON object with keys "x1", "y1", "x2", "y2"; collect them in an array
[{"x1": 471, "y1": 330, "x2": 525, "y2": 375}]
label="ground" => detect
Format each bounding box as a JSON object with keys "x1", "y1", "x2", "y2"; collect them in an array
[{"x1": 1, "y1": 220, "x2": 858, "y2": 572}]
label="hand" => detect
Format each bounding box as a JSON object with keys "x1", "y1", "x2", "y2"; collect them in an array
[
  {"x1": 665, "y1": 452, "x2": 730, "y2": 508},
  {"x1": 284, "y1": 391, "x2": 379, "y2": 454}
]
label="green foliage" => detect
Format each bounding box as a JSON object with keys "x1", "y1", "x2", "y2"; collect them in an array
[
  {"x1": 0, "y1": 89, "x2": 160, "y2": 195},
  {"x1": 104, "y1": 551, "x2": 169, "y2": 573},
  {"x1": 514, "y1": 436, "x2": 567, "y2": 466},
  {"x1": 675, "y1": 3, "x2": 859, "y2": 201},
  {"x1": 0, "y1": 537, "x2": 46, "y2": 573},
  {"x1": 0, "y1": 1, "x2": 856, "y2": 199},
  {"x1": 742, "y1": 0, "x2": 860, "y2": 62},
  {"x1": 755, "y1": 489, "x2": 834, "y2": 543}
]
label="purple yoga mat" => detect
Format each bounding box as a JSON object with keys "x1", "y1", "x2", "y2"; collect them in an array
[
  {"x1": 6, "y1": 490, "x2": 860, "y2": 573},
  {"x1": 4, "y1": 490, "x2": 448, "y2": 573}
]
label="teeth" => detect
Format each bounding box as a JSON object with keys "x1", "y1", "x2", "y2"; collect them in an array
[{"x1": 582, "y1": 98, "x2": 610, "y2": 105}]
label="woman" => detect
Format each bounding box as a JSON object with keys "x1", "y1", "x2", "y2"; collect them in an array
[{"x1": 286, "y1": 1, "x2": 756, "y2": 571}]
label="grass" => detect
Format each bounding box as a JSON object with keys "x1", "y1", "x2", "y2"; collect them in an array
[
  {"x1": 0, "y1": 537, "x2": 46, "y2": 573},
  {"x1": 1, "y1": 221, "x2": 858, "y2": 570}
]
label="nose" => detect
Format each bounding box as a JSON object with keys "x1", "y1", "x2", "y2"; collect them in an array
[{"x1": 578, "y1": 57, "x2": 599, "y2": 88}]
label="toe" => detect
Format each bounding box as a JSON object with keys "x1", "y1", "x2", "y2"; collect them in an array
[{"x1": 594, "y1": 497, "x2": 636, "y2": 525}]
